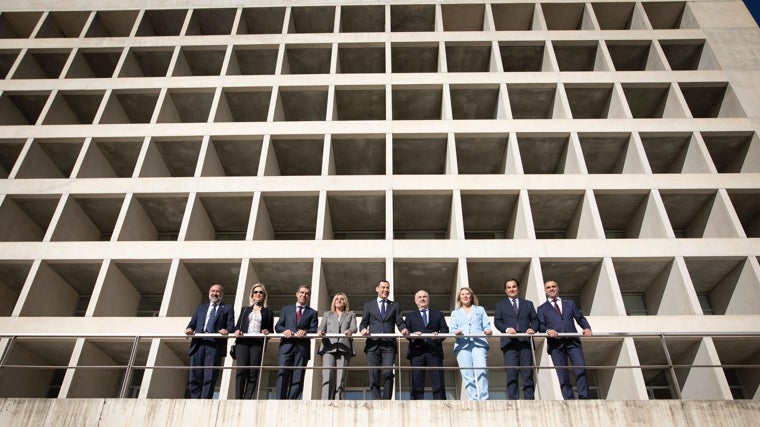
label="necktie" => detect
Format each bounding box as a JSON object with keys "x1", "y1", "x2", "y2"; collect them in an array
[
  {"x1": 380, "y1": 299, "x2": 387, "y2": 319},
  {"x1": 552, "y1": 298, "x2": 561, "y2": 315},
  {"x1": 296, "y1": 305, "x2": 303, "y2": 324},
  {"x1": 512, "y1": 298, "x2": 518, "y2": 314},
  {"x1": 204, "y1": 303, "x2": 217, "y2": 332},
  {"x1": 421, "y1": 309, "x2": 428, "y2": 326}
]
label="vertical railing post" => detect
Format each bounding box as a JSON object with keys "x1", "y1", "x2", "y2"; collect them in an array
[
  {"x1": 660, "y1": 333, "x2": 682, "y2": 399},
  {"x1": 254, "y1": 336, "x2": 268, "y2": 399},
  {"x1": 530, "y1": 334, "x2": 539, "y2": 399},
  {"x1": 118, "y1": 335, "x2": 141, "y2": 398}
]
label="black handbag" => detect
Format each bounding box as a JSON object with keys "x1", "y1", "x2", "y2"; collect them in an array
[{"x1": 229, "y1": 344, "x2": 236, "y2": 359}]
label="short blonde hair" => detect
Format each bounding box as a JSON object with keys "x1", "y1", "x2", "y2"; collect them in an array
[
  {"x1": 249, "y1": 283, "x2": 268, "y2": 307},
  {"x1": 330, "y1": 292, "x2": 350, "y2": 312},
  {"x1": 456, "y1": 287, "x2": 479, "y2": 308}
]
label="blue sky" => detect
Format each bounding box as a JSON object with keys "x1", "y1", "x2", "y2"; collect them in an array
[{"x1": 744, "y1": 0, "x2": 760, "y2": 25}]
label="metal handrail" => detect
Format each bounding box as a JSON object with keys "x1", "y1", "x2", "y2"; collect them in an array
[{"x1": 2, "y1": 331, "x2": 758, "y2": 399}]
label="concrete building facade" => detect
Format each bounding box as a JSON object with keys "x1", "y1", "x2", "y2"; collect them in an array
[{"x1": 0, "y1": 0, "x2": 759, "y2": 404}]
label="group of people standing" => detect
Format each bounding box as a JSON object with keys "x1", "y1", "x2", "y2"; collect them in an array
[{"x1": 184, "y1": 278, "x2": 592, "y2": 401}]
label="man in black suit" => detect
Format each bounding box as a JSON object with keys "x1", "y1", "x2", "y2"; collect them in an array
[
  {"x1": 494, "y1": 278, "x2": 538, "y2": 399},
  {"x1": 405, "y1": 290, "x2": 449, "y2": 400},
  {"x1": 537, "y1": 279, "x2": 593, "y2": 399},
  {"x1": 184, "y1": 283, "x2": 235, "y2": 399},
  {"x1": 359, "y1": 280, "x2": 409, "y2": 399},
  {"x1": 274, "y1": 285, "x2": 319, "y2": 399}
]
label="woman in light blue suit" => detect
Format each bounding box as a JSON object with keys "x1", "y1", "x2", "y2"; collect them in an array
[
  {"x1": 450, "y1": 287, "x2": 492, "y2": 400},
  {"x1": 317, "y1": 292, "x2": 357, "y2": 400}
]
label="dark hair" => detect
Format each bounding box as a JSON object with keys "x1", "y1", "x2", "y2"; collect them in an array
[
  {"x1": 376, "y1": 279, "x2": 390, "y2": 286},
  {"x1": 296, "y1": 284, "x2": 311, "y2": 292},
  {"x1": 504, "y1": 278, "x2": 519, "y2": 290}
]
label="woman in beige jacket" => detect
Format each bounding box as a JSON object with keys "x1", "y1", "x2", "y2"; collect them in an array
[{"x1": 317, "y1": 292, "x2": 357, "y2": 400}]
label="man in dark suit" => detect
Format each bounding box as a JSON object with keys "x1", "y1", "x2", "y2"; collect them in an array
[
  {"x1": 359, "y1": 280, "x2": 409, "y2": 399},
  {"x1": 494, "y1": 278, "x2": 538, "y2": 399},
  {"x1": 184, "y1": 283, "x2": 235, "y2": 399},
  {"x1": 537, "y1": 279, "x2": 593, "y2": 400},
  {"x1": 405, "y1": 290, "x2": 449, "y2": 400},
  {"x1": 274, "y1": 285, "x2": 318, "y2": 399}
]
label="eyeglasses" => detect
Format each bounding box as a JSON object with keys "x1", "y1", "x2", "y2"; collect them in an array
[{"x1": 253, "y1": 291, "x2": 265, "y2": 295}]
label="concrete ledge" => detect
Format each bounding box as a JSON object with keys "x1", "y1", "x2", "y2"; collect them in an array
[{"x1": 1, "y1": 399, "x2": 759, "y2": 427}]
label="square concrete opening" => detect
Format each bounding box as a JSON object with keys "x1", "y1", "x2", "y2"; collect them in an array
[
  {"x1": 135, "y1": 9, "x2": 187, "y2": 37},
  {"x1": 392, "y1": 86, "x2": 442, "y2": 120},
  {"x1": 491, "y1": 3, "x2": 535, "y2": 31},
  {"x1": 66, "y1": 48, "x2": 122, "y2": 78},
  {"x1": 228, "y1": 46, "x2": 279, "y2": 75},
  {"x1": 340, "y1": 5, "x2": 384, "y2": 33},
  {"x1": 77, "y1": 138, "x2": 142, "y2": 178},
  {"x1": 288, "y1": 6, "x2": 335, "y2": 34},
  {"x1": 205, "y1": 137, "x2": 262, "y2": 177},
  {"x1": 391, "y1": 43, "x2": 438, "y2": 73},
  {"x1": 334, "y1": 87, "x2": 386, "y2": 120},
  {"x1": 726, "y1": 191, "x2": 760, "y2": 238},
  {"x1": 393, "y1": 135, "x2": 446, "y2": 174},
  {"x1": 85, "y1": 10, "x2": 138, "y2": 37},
  {"x1": 0, "y1": 11, "x2": 42, "y2": 38},
  {"x1": 701, "y1": 132, "x2": 758, "y2": 173},
  {"x1": 118, "y1": 47, "x2": 172, "y2": 77},
  {"x1": 173, "y1": 47, "x2": 226, "y2": 76},
  {"x1": 329, "y1": 135, "x2": 386, "y2": 175},
  {"x1": 517, "y1": 134, "x2": 570, "y2": 174},
  {"x1": 238, "y1": 7, "x2": 285, "y2": 34},
  {"x1": 51, "y1": 195, "x2": 124, "y2": 241},
  {"x1": 15, "y1": 139, "x2": 83, "y2": 178},
  {"x1": 446, "y1": 43, "x2": 492, "y2": 72},
  {"x1": 118, "y1": 195, "x2": 188, "y2": 241},
  {"x1": 325, "y1": 193, "x2": 385, "y2": 240},
  {"x1": 36, "y1": 11, "x2": 89, "y2": 38},
  {"x1": 12, "y1": 49, "x2": 69, "y2": 79},
  {"x1": 461, "y1": 192, "x2": 519, "y2": 239},
  {"x1": 391, "y1": 5, "x2": 435, "y2": 32},
  {"x1": 528, "y1": 191, "x2": 585, "y2": 238},
  {"x1": 185, "y1": 8, "x2": 236, "y2": 36},
  {"x1": 269, "y1": 136, "x2": 323, "y2": 176},
  {"x1": 0, "y1": 91, "x2": 49, "y2": 124},
  {"x1": 441, "y1": 4, "x2": 485, "y2": 31},
  {"x1": 450, "y1": 85, "x2": 500, "y2": 119},
  {"x1": 499, "y1": 42, "x2": 546, "y2": 72},
  {"x1": 455, "y1": 134, "x2": 508, "y2": 174},
  {"x1": 337, "y1": 44, "x2": 385, "y2": 73},
  {"x1": 393, "y1": 192, "x2": 452, "y2": 239},
  {"x1": 215, "y1": 88, "x2": 272, "y2": 122},
  {"x1": 256, "y1": 194, "x2": 319, "y2": 240},
  {"x1": 100, "y1": 90, "x2": 159, "y2": 124},
  {"x1": 578, "y1": 133, "x2": 631, "y2": 174}
]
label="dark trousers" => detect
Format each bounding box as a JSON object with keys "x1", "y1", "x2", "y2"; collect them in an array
[
  {"x1": 503, "y1": 341, "x2": 535, "y2": 399},
  {"x1": 188, "y1": 341, "x2": 222, "y2": 399},
  {"x1": 549, "y1": 341, "x2": 589, "y2": 399},
  {"x1": 275, "y1": 346, "x2": 308, "y2": 400},
  {"x1": 366, "y1": 342, "x2": 396, "y2": 399},
  {"x1": 235, "y1": 339, "x2": 265, "y2": 399},
  {"x1": 409, "y1": 352, "x2": 446, "y2": 400}
]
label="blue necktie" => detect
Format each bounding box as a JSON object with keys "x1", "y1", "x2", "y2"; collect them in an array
[
  {"x1": 204, "y1": 303, "x2": 217, "y2": 332},
  {"x1": 380, "y1": 299, "x2": 387, "y2": 319},
  {"x1": 421, "y1": 309, "x2": 428, "y2": 326}
]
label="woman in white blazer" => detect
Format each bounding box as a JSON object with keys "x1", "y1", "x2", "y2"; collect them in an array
[{"x1": 317, "y1": 292, "x2": 357, "y2": 400}]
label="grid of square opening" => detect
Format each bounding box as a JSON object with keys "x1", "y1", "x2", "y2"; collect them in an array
[
  {"x1": 2, "y1": 187, "x2": 743, "y2": 243},
  {"x1": 3, "y1": 128, "x2": 758, "y2": 182},
  {"x1": 0, "y1": 3, "x2": 702, "y2": 40}
]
